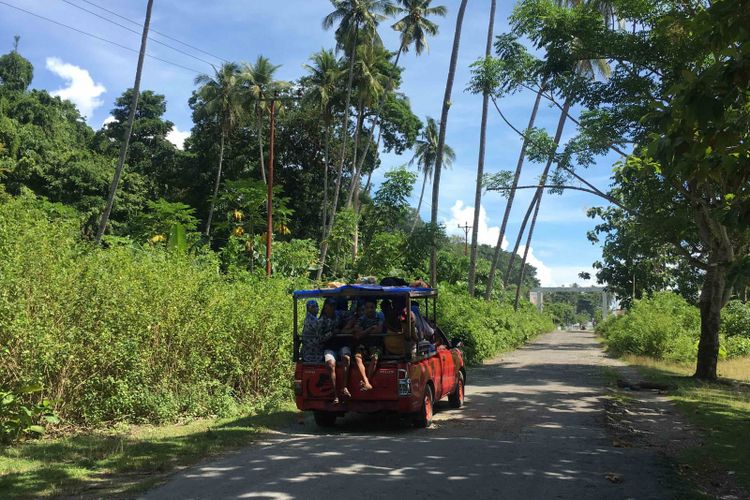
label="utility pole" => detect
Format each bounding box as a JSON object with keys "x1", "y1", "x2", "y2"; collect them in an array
[
  {"x1": 266, "y1": 92, "x2": 277, "y2": 277},
  {"x1": 261, "y1": 89, "x2": 301, "y2": 277},
  {"x1": 458, "y1": 222, "x2": 472, "y2": 256},
  {"x1": 95, "y1": 0, "x2": 154, "y2": 244}
]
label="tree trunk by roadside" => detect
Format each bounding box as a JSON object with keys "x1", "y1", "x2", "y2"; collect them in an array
[
  {"x1": 694, "y1": 262, "x2": 726, "y2": 380},
  {"x1": 95, "y1": 0, "x2": 153, "y2": 244},
  {"x1": 346, "y1": 98, "x2": 367, "y2": 209},
  {"x1": 430, "y1": 0, "x2": 470, "y2": 285},
  {"x1": 468, "y1": 0, "x2": 497, "y2": 296},
  {"x1": 505, "y1": 99, "x2": 571, "y2": 290},
  {"x1": 205, "y1": 131, "x2": 225, "y2": 238},
  {"x1": 317, "y1": 28, "x2": 358, "y2": 281},
  {"x1": 346, "y1": 49, "x2": 404, "y2": 210},
  {"x1": 410, "y1": 168, "x2": 429, "y2": 234},
  {"x1": 485, "y1": 88, "x2": 544, "y2": 299},
  {"x1": 514, "y1": 193, "x2": 542, "y2": 310},
  {"x1": 321, "y1": 122, "x2": 331, "y2": 238},
  {"x1": 257, "y1": 111, "x2": 267, "y2": 184}
]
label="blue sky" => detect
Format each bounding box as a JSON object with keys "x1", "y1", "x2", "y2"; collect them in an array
[{"x1": 0, "y1": 0, "x2": 616, "y2": 286}]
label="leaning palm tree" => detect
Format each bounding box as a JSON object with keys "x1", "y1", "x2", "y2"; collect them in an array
[
  {"x1": 304, "y1": 49, "x2": 343, "y2": 236},
  {"x1": 409, "y1": 117, "x2": 454, "y2": 233},
  {"x1": 508, "y1": 0, "x2": 614, "y2": 308},
  {"x1": 241, "y1": 55, "x2": 284, "y2": 185},
  {"x1": 467, "y1": 0, "x2": 497, "y2": 296},
  {"x1": 193, "y1": 62, "x2": 244, "y2": 237},
  {"x1": 318, "y1": 0, "x2": 394, "y2": 281},
  {"x1": 345, "y1": 43, "x2": 388, "y2": 209},
  {"x1": 348, "y1": 0, "x2": 447, "y2": 201},
  {"x1": 429, "y1": 0, "x2": 469, "y2": 285}
]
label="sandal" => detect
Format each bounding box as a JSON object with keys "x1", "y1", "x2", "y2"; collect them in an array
[{"x1": 342, "y1": 388, "x2": 352, "y2": 398}]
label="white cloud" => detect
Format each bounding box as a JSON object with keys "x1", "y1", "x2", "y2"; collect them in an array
[
  {"x1": 167, "y1": 126, "x2": 190, "y2": 150},
  {"x1": 443, "y1": 200, "x2": 509, "y2": 248},
  {"x1": 46, "y1": 57, "x2": 106, "y2": 120},
  {"x1": 543, "y1": 265, "x2": 598, "y2": 288},
  {"x1": 517, "y1": 245, "x2": 553, "y2": 287},
  {"x1": 101, "y1": 115, "x2": 116, "y2": 128}
]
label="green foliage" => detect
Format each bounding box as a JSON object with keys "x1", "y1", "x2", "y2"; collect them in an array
[
  {"x1": 600, "y1": 293, "x2": 750, "y2": 362},
  {"x1": 437, "y1": 283, "x2": 554, "y2": 365},
  {"x1": 356, "y1": 230, "x2": 406, "y2": 277},
  {"x1": 0, "y1": 195, "x2": 296, "y2": 425},
  {"x1": 0, "y1": 382, "x2": 59, "y2": 444},
  {"x1": 722, "y1": 300, "x2": 750, "y2": 339},
  {"x1": 0, "y1": 48, "x2": 33, "y2": 92},
  {"x1": 597, "y1": 292, "x2": 700, "y2": 363},
  {"x1": 545, "y1": 302, "x2": 576, "y2": 326},
  {"x1": 271, "y1": 239, "x2": 319, "y2": 277}
]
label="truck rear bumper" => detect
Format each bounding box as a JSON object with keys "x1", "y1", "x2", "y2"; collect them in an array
[{"x1": 296, "y1": 398, "x2": 420, "y2": 414}]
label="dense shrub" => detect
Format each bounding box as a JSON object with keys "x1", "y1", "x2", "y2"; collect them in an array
[
  {"x1": 722, "y1": 300, "x2": 750, "y2": 338},
  {"x1": 597, "y1": 292, "x2": 700, "y2": 363},
  {"x1": 436, "y1": 284, "x2": 554, "y2": 365},
  {"x1": 598, "y1": 293, "x2": 750, "y2": 362},
  {"x1": 0, "y1": 195, "x2": 297, "y2": 425}
]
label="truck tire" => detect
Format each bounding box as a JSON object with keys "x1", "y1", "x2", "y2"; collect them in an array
[
  {"x1": 448, "y1": 372, "x2": 465, "y2": 409},
  {"x1": 313, "y1": 411, "x2": 337, "y2": 427},
  {"x1": 414, "y1": 385, "x2": 434, "y2": 428}
]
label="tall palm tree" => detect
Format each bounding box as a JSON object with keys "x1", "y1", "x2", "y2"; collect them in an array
[
  {"x1": 348, "y1": 0, "x2": 447, "y2": 205},
  {"x1": 318, "y1": 0, "x2": 393, "y2": 281},
  {"x1": 429, "y1": 0, "x2": 469, "y2": 285},
  {"x1": 467, "y1": 0, "x2": 497, "y2": 296},
  {"x1": 241, "y1": 55, "x2": 284, "y2": 185},
  {"x1": 304, "y1": 49, "x2": 343, "y2": 236},
  {"x1": 194, "y1": 62, "x2": 244, "y2": 237},
  {"x1": 508, "y1": 0, "x2": 613, "y2": 307},
  {"x1": 346, "y1": 43, "x2": 388, "y2": 209},
  {"x1": 409, "y1": 117, "x2": 454, "y2": 233}
]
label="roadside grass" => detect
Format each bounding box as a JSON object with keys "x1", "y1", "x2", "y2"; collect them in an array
[
  {"x1": 622, "y1": 355, "x2": 750, "y2": 493},
  {"x1": 0, "y1": 401, "x2": 298, "y2": 498}
]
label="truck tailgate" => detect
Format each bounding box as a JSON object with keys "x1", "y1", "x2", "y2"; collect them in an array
[{"x1": 301, "y1": 361, "x2": 401, "y2": 401}]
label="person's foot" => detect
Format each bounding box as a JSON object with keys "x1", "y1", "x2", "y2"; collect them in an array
[
  {"x1": 360, "y1": 381, "x2": 373, "y2": 391},
  {"x1": 342, "y1": 387, "x2": 352, "y2": 398},
  {"x1": 332, "y1": 396, "x2": 340, "y2": 404}
]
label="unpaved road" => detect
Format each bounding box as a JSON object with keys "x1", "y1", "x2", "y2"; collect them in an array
[{"x1": 145, "y1": 331, "x2": 676, "y2": 499}]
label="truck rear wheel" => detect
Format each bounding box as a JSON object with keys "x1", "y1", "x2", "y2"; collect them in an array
[
  {"x1": 414, "y1": 385, "x2": 434, "y2": 428},
  {"x1": 449, "y1": 372, "x2": 465, "y2": 408},
  {"x1": 313, "y1": 411, "x2": 337, "y2": 427}
]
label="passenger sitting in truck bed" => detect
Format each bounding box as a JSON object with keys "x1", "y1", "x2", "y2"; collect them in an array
[
  {"x1": 382, "y1": 299, "x2": 407, "y2": 357},
  {"x1": 353, "y1": 299, "x2": 383, "y2": 391},
  {"x1": 319, "y1": 298, "x2": 352, "y2": 403},
  {"x1": 300, "y1": 300, "x2": 320, "y2": 363}
]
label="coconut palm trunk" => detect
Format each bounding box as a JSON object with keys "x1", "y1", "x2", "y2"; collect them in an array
[
  {"x1": 317, "y1": 28, "x2": 358, "y2": 281},
  {"x1": 410, "y1": 167, "x2": 430, "y2": 233},
  {"x1": 429, "y1": 0, "x2": 470, "y2": 285},
  {"x1": 485, "y1": 87, "x2": 545, "y2": 299},
  {"x1": 205, "y1": 131, "x2": 226, "y2": 237},
  {"x1": 506, "y1": 99, "x2": 571, "y2": 305},
  {"x1": 321, "y1": 123, "x2": 331, "y2": 236},
  {"x1": 467, "y1": 0, "x2": 497, "y2": 296},
  {"x1": 346, "y1": 48, "x2": 403, "y2": 209}
]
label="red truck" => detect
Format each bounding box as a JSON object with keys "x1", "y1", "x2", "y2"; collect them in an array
[{"x1": 292, "y1": 285, "x2": 465, "y2": 428}]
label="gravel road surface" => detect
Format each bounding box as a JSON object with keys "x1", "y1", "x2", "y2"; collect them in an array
[{"x1": 145, "y1": 330, "x2": 676, "y2": 499}]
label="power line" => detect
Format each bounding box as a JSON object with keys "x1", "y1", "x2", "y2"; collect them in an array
[
  {"x1": 0, "y1": 1, "x2": 203, "y2": 74},
  {"x1": 78, "y1": 0, "x2": 229, "y2": 63},
  {"x1": 60, "y1": 0, "x2": 217, "y2": 67}
]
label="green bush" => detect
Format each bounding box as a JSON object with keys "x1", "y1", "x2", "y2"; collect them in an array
[
  {"x1": 0, "y1": 195, "x2": 296, "y2": 425},
  {"x1": 722, "y1": 300, "x2": 750, "y2": 338},
  {"x1": 597, "y1": 292, "x2": 700, "y2": 363},
  {"x1": 597, "y1": 293, "x2": 750, "y2": 362},
  {"x1": 436, "y1": 283, "x2": 554, "y2": 365}
]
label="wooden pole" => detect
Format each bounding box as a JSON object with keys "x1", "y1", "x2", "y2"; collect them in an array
[{"x1": 266, "y1": 94, "x2": 277, "y2": 277}]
